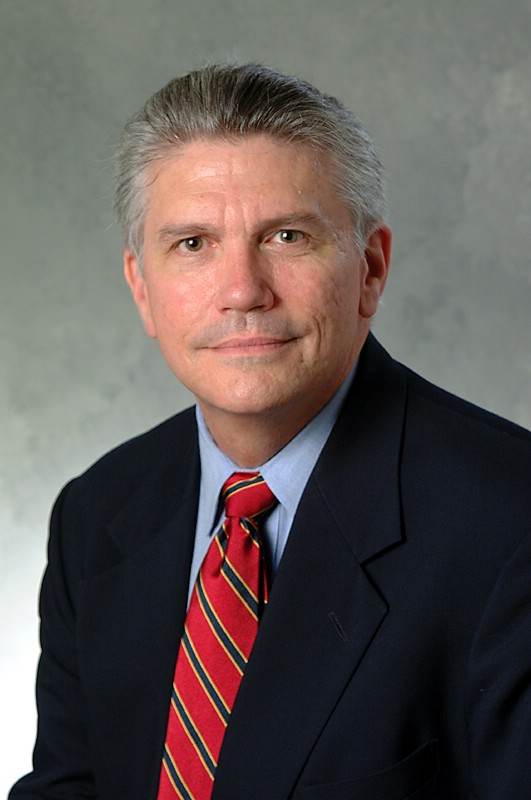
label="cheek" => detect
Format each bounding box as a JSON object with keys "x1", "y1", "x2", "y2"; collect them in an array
[
  {"x1": 301, "y1": 270, "x2": 359, "y2": 329},
  {"x1": 149, "y1": 279, "x2": 209, "y2": 334},
  {"x1": 333, "y1": 266, "x2": 360, "y2": 313}
]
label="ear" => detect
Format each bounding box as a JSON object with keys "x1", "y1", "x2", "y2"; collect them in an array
[
  {"x1": 123, "y1": 249, "x2": 157, "y2": 338},
  {"x1": 358, "y1": 224, "x2": 392, "y2": 319}
]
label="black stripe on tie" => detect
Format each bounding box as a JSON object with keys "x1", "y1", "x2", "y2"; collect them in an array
[
  {"x1": 172, "y1": 687, "x2": 217, "y2": 778},
  {"x1": 223, "y1": 474, "x2": 264, "y2": 501},
  {"x1": 220, "y1": 555, "x2": 259, "y2": 618},
  {"x1": 196, "y1": 573, "x2": 247, "y2": 673},
  {"x1": 182, "y1": 630, "x2": 230, "y2": 724},
  {"x1": 162, "y1": 744, "x2": 194, "y2": 800}
]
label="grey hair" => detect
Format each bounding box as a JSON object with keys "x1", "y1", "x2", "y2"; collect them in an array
[{"x1": 114, "y1": 63, "x2": 387, "y2": 261}]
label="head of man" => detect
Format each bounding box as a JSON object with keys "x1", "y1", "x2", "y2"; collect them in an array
[{"x1": 116, "y1": 64, "x2": 392, "y2": 465}]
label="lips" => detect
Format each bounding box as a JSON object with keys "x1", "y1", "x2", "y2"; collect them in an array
[
  {"x1": 212, "y1": 336, "x2": 291, "y2": 350},
  {"x1": 190, "y1": 319, "x2": 302, "y2": 352},
  {"x1": 208, "y1": 336, "x2": 295, "y2": 357}
]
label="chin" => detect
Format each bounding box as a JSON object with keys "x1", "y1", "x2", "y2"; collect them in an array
[{"x1": 198, "y1": 383, "x2": 298, "y2": 420}]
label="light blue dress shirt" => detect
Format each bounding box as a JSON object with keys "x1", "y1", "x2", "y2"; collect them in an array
[{"x1": 187, "y1": 364, "x2": 357, "y2": 602}]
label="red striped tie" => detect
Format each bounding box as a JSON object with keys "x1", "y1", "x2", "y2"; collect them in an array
[{"x1": 157, "y1": 472, "x2": 276, "y2": 800}]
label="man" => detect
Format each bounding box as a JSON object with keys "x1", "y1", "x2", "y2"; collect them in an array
[{"x1": 10, "y1": 64, "x2": 530, "y2": 800}]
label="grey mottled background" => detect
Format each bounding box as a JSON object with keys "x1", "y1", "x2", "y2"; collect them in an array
[{"x1": 1, "y1": 0, "x2": 530, "y2": 791}]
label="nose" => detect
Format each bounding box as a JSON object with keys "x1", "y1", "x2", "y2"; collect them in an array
[{"x1": 214, "y1": 243, "x2": 275, "y2": 314}]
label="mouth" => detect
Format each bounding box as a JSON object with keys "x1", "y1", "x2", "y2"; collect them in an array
[{"x1": 210, "y1": 336, "x2": 295, "y2": 355}]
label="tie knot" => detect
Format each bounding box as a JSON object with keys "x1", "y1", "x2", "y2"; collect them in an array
[{"x1": 222, "y1": 472, "x2": 277, "y2": 520}]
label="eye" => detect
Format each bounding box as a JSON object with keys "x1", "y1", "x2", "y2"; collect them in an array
[
  {"x1": 177, "y1": 236, "x2": 205, "y2": 252},
  {"x1": 273, "y1": 229, "x2": 304, "y2": 244}
]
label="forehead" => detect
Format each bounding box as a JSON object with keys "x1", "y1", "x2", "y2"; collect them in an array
[
  {"x1": 151, "y1": 134, "x2": 323, "y2": 179},
  {"x1": 143, "y1": 135, "x2": 349, "y2": 225}
]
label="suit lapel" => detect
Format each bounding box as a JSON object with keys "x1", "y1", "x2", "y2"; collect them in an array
[
  {"x1": 77, "y1": 418, "x2": 201, "y2": 798},
  {"x1": 213, "y1": 335, "x2": 407, "y2": 799}
]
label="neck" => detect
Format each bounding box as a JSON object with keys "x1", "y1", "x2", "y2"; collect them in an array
[{"x1": 199, "y1": 405, "x2": 319, "y2": 468}]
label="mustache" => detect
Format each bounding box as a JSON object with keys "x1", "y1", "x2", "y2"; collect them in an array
[{"x1": 189, "y1": 316, "x2": 302, "y2": 349}]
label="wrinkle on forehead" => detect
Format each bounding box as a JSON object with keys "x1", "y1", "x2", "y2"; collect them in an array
[
  {"x1": 143, "y1": 134, "x2": 354, "y2": 245},
  {"x1": 148, "y1": 135, "x2": 322, "y2": 188}
]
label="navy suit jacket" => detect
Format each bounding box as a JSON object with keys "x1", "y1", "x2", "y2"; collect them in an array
[{"x1": 10, "y1": 335, "x2": 531, "y2": 799}]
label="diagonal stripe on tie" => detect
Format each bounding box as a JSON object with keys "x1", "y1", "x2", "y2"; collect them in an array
[
  {"x1": 181, "y1": 629, "x2": 230, "y2": 724},
  {"x1": 195, "y1": 571, "x2": 247, "y2": 674},
  {"x1": 162, "y1": 743, "x2": 195, "y2": 800},
  {"x1": 171, "y1": 687, "x2": 217, "y2": 778},
  {"x1": 220, "y1": 542, "x2": 260, "y2": 618},
  {"x1": 157, "y1": 472, "x2": 277, "y2": 800}
]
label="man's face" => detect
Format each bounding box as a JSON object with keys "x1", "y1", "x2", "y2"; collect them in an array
[{"x1": 125, "y1": 135, "x2": 390, "y2": 438}]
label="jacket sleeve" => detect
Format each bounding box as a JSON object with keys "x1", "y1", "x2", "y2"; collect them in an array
[
  {"x1": 9, "y1": 483, "x2": 98, "y2": 799},
  {"x1": 466, "y1": 528, "x2": 531, "y2": 799}
]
